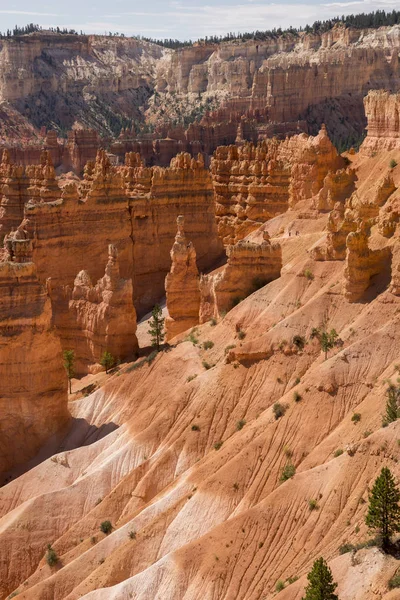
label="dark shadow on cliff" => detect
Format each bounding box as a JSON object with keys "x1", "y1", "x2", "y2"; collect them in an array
[{"x1": 1, "y1": 417, "x2": 119, "y2": 486}]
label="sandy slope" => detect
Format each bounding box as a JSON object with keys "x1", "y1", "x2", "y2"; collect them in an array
[{"x1": 2, "y1": 156, "x2": 400, "y2": 599}]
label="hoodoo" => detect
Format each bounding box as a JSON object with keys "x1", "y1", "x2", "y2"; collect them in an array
[
  {"x1": 4, "y1": 14, "x2": 400, "y2": 600},
  {"x1": 165, "y1": 216, "x2": 200, "y2": 341},
  {"x1": 0, "y1": 228, "x2": 68, "y2": 475}
]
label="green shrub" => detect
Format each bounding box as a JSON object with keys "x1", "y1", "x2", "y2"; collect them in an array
[
  {"x1": 280, "y1": 462, "x2": 296, "y2": 481},
  {"x1": 363, "y1": 430, "x2": 372, "y2": 438},
  {"x1": 339, "y1": 543, "x2": 354, "y2": 554},
  {"x1": 233, "y1": 482, "x2": 239, "y2": 491},
  {"x1": 333, "y1": 449, "x2": 344, "y2": 458},
  {"x1": 187, "y1": 374, "x2": 197, "y2": 382},
  {"x1": 214, "y1": 441, "x2": 223, "y2": 450},
  {"x1": 352, "y1": 413, "x2": 361, "y2": 423},
  {"x1": 293, "y1": 391, "x2": 302, "y2": 402},
  {"x1": 273, "y1": 403, "x2": 287, "y2": 420},
  {"x1": 100, "y1": 521, "x2": 113, "y2": 534},
  {"x1": 224, "y1": 344, "x2": 236, "y2": 355},
  {"x1": 209, "y1": 317, "x2": 217, "y2": 326},
  {"x1": 389, "y1": 573, "x2": 400, "y2": 589},
  {"x1": 390, "y1": 159, "x2": 398, "y2": 169},
  {"x1": 129, "y1": 530, "x2": 136, "y2": 540},
  {"x1": 287, "y1": 576, "x2": 299, "y2": 585},
  {"x1": 46, "y1": 544, "x2": 59, "y2": 567},
  {"x1": 237, "y1": 330, "x2": 246, "y2": 340},
  {"x1": 276, "y1": 580, "x2": 285, "y2": 592},
  {"x1": 203, "y1": 340, "x2": 214, "y2": 350},
  {"x1": 101, "y1": 351, "x2": 115, "y2": 374},
  {"x1": 191, "y1": 424, "x2": 200, "y2": 431},
  {"x1": 304, "y1": 268, "x2": 314, "y2": 281},
  {"x1": 293, "y1": 335, "x2": 306, "y2": 350},
  {"x1": 308, "y1": 498, "x2": 319, "y2": 511},
  {"x1": 202, "y1": 360, "x2": 212, "y2": 370},
  {"x1": 236, "y1": 419, "x2": 246, "y2": 431}
]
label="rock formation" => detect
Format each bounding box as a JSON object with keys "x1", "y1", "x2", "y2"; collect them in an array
[
  {"x1": 199, "y1": 231, "x2": 282, "y2": 320},
  {"x1": 0, "y1": 149, "x2": 26, "y2": 239},
  {"x1": 127, "y1": 152, "x2": 223, "y2": 313},
  {"x1": 0, "y1": 230, "x2": 68, "y2": 475},
  {"x1": 64, "y1": 245, "x2": 138, "y2": 374},
  {"x1": 279, "y1": 125, "x2": 345, "y2": 207},
  {"x1": 362, "y1": 90, "x2": 400, "y2": 154},
  {"x1": 1, "y1": 26, "x2": 400, "y2": 153},
  {"x1": 314, "y1": 168, "x2": 357, "y2": 212},
  {"x1": 344, "y1": 221, "x2": 391, "y2": 302},
  {"x1": 311, "y1": 203, "x2": 357, "y2": 261},
  {"x1": 165, "y1": 216, "x2": 200, "y2": 340},
  {"x1": 0, "y1": 150, "x2": 222, "y2": 373},
  {"x1": 211, "y1": 141, "x2": 290, "y2": 245}
]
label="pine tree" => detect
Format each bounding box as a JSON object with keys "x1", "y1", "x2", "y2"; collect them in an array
[
  {"x1": 302, "y1": 557, "x2": 338, "y2": 600},
  {"x1": 101, "y1": 351, "x2": 115, "y2": 374},
  {"x1": 63, "y1": 349, "x2": 75, "y2": 394},
  {"x1": 366, "y1": 467, "x2": 400, "y2": 548},
  {"x1": 148, "y1": 304, "x2": 165, "y2": 350},
  {"x1": 383, "y1": 383, "x2": 400, "y2": 426},
  {"x1": 310, "y1": 327, "x2": 340, "y2": 360}
]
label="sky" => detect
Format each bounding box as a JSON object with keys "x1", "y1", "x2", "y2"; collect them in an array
[{"x1": 0, "y1": 0, "x2": 399, "y2": 40}]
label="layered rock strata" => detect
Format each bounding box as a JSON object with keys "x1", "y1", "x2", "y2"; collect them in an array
[
  {"x1": 165, "y1": 216, "x2": 200, "y2": 340},
  {"x1": 199, "y1": 231, "x2": 282, "y2": 321},
  {"x1": 279, "y1": 125, "x2": 345, "y2": 206},
  {"x1": 344, "y1": 221, "x2": 392, "y2": 302},
  {"x1": 314, "y1": 168, "x2": 357, "y2": 212},
  {"x1": 6, "y1": 151, "x2": 222, "y2": 356},
  {"x1": 362, "y1": 90, "x2": 400, "y2": 154},
  {"x1": 211, "y1": 141, "x2": 290, "y2": 245},
  {"x1": 0, "y1": 233, "x2": 68, "y2": 475},
  {"x1": 63, "y1": 245, "x2": 138, "y2": 374}
]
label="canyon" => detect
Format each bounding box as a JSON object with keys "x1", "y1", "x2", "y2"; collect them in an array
[
  {"x1": 1, "y1": 23, "x2": 400, "y2": 165},
  {"x1": 2, "y1": 22, "x2": 400, "y2": 600}
]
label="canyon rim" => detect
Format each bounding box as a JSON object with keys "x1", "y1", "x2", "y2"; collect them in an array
[{"x1": 2, "y1": 8, "x2": 400, "y2": 600}]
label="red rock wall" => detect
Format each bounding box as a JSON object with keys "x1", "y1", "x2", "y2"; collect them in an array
[{"x1": 0, "y1": 245, "x2": 68, "y2": 475}]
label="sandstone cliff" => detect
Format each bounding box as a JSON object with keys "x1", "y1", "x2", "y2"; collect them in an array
[
  {"x1": 63, "y1": 245, "x2": 138, "y2": 375},
  {"x1": 211, "y1": 141, "x2": 290, "y2": 245},
  {"x1": 0, "y1": 233, "x2": 68, "y2": 475},
  {"x1": 1, "y1": 26, "x2": 400, "y2": 149},
  {"x1": 199, "y1": 231, "x2": 282, "y2": 321},
  {"x1": 165, "y1": 216, "x2": 200, "y2": 341},
  {"x1": 362, "y1": 90, "x2": 400, "y2": 154}
]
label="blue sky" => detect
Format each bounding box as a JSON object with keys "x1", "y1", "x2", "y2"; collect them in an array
[{"x1": 0, "y1": 0, "x2": 399, "y2": 40}]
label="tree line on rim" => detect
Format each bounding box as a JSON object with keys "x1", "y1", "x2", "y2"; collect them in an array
[{"x1": 3, "y1": 9, "x2": 400, "y2": 46}]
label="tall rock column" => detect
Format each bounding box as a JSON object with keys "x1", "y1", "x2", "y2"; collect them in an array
[
  {"x1": 66, "y1": 244, "x2": 139, "y2": 374},
  {"x1": 0, "y1": 232, "x2": 69, "y2": 475},
  {"x1": 165, "y1": 216, "x2": 200, "y2": 340}
]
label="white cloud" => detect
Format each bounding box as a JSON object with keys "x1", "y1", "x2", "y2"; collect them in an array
[{"x1": 0, "y1": 10, "x2": 62, "y2": 16}]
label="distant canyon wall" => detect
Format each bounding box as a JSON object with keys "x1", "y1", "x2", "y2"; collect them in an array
[{"x1": 1, "y1": 26, "x2": 400, "y2": 149}]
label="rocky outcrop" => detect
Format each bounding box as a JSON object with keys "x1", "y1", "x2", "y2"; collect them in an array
[
  {"x1": 0, "y1": 233, "x2": 68, "y2": 475},
  {"x1": 311, "y1": 203, "x2": 357, "y2": 261},
  {"x1": 362, "y1": 90, "x2": 400, "y2": 154},
  {"x1": 344, "y1": 221, "x2": 391, "y2": 302},
  {"x1": 199, "y1": 231, "x2": 282, "y2": 320},
  {"x1": 9, "y1": 151, "x2": 222, "y2": 368},
  {"x1": 0, "y1": 149, "x2": 26, "y2": 239},
  {"x1": 314, "y1": 168, "x2": 357, "y2": 211},
  {"x1": 279, "y1": 125, "x2": 345, "y2": 207},
  {"x1": 165, "y1": 216, "x2": 200, "y2": 340},
  {"x1": 127, "y1": 152, "x2": 223, "y2": 313},
  {"x1": 211, "y1": 141, "x2": 290, "y2": 245},
  {"x1": 1, "y1": 26, "x2": 400, "y2": 150},
  {"x1": 64, "y1": 245, "x2": 138, "y2": 374}
]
